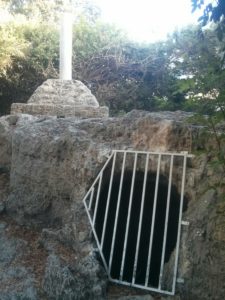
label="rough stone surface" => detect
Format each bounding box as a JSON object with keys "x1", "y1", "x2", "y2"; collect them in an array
[
  {"x1": 0, "y1": 115, "x2": 38, "y2": 214},
  {"x1": 28, "y1": 80, "x2": 99, "y2": 107},
  {"x1": 0, "y1": 116, "x2": 13, "y2": 170},
  {"x1": 117, "y1": 296, "x2": 154, "y2": 300},
  {"x1": 0, "y1": 110, "x2": 224, "y2": 299},
  {"x1": 43, "y1": 253, "x2": 106, "y2": 300},
  {"x1": 177, "y1": 163, "x2": 225, "y2": 300},
  {"x1": 11, "y1": 79, "x2": 109, "y2": 118},
  {"x1": 11, "y1": 103, "x2": 109, "y2": 118},
  {"x1": 5, "y1": 110, "x2": 193, "y2": 228},
  {"x1": 0, "y1": 221, "x2": 38, "y2": 300}
]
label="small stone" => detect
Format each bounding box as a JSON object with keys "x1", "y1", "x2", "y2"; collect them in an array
[
  {"x1": 78, "y1": 231, "x2": 87, "y2": 242},
  {"x1": 0, "y1": 223, "x2": 6, "y2": 230},
  {"x1": 0, "y1": 202, "x2": 5, "y2": 213},
  {"x1": 6, "y1": 115, "x2": 19, "y2": 126},
  {"x1": 117, "y1": 295, "x2": 154, "y2": 300}
]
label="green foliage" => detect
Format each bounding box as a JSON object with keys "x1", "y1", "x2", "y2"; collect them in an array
[
  {"x1": 0, "y1": 21, "x2": 59, "y2": 114},
  {"x1": 192, "y1": 0, "x2": 225, "y2": 40},
  {"x1": 0, "y1": 0, "x2": 225, "y2": 125},
  {"x1": 73, "y1": 18, "x2": 127, "y2": 60},
  {"x1": 192, "y1": 0, "x2": 225, "y2": 65},
  {"x1": 0, "y1": 22, "x2": 28, "y2": 76},
  {"x1": 0, "y1": 0, "x2": 224, "y2": 188},
  {"x1": 22, "y1": 23, "x2": 59, "y2": 76},
  {"x1": 5, "y1": 0, "x2": 101, "y2": 23},
  {"x1": 187, "y1": 102, "x2": 225, "y2": 172},
  {"x1": 6, "y1": 0, "x2": 61, "y2": 21},
  {"x1": 1, "y1": 17, "x2": 223, "y2": 116}
]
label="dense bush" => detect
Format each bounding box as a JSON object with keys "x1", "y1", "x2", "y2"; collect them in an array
[
  {"x1": 0, "y1": 1, "x2": 225, "y2": 119},
  {"x1": 0, "y1": 17, "x2": 179, "y2": 115},
  {"x1": 0, "y1": 20, "x2": 59, "y2": 114}
]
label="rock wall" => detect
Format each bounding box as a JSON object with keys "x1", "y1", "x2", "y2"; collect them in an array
[
  {"x1": 5, "y1": 111, "x2": 193, "y2": 226},
  {"x1": 0, "y1": 111, "x2": 224, "y2": 300},
  {"x1": 178, "y1": 157, "x2": 225, "y2": 300}
]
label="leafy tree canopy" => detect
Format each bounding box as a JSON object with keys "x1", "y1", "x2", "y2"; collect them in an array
[
  {"x1": 0, "y1": 0, "x2": 101, "y2": 23},
  {"x1": 192, "y1": 0, "x2": 225, "y2": 40},
  {"x1": 0, "y1": 0, "x2": 225, "y2": 122}
]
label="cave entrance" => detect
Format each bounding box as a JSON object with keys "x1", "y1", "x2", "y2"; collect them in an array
[{"x1": 83, "y1": 150, "x2": 191, "y2": 295}]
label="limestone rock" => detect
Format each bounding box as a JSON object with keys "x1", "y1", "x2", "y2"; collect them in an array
[
  {"x1": 0, "y1": 115, "x2": 39, "y2": 215},
  {"x1": 2, "y1": 110, "x2": 194, "y2": 298},
  {"x1": 177, "y1": 180, "x2": 225, "y2": 300},
  {"x1": 0, "y1": 116, "x2": 13, "y2": 170},
  {"x1": 117, "y1": 296, "x2": 154, "y2": 300},
  {"x1": 5, "y1": 110, "x2": 193, "y2": 228},
  {"x1": 42, "y1": 254, "x2": 79, "y2": 300},
  {"x1": 0, "y1": 110, "x2": 225, "y2": 300},
  {"x1": 0, "y1": 222, "x2": 38, "y2": 300},
  {"x1": 42, "y1": 253, "x2": 106, "y2": 300}
]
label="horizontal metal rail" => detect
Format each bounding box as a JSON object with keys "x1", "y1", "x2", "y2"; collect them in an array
[
  {"x1": 113, "y1": 149, "x2": 193, "y2": 158},
  {"x1": 110, "y1": 278, "x2": 174, "y2": 296}
]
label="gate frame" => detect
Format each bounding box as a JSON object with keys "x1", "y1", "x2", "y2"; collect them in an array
[{"x1": 83, "y1": 150, "x2": 193, "y2": 296}]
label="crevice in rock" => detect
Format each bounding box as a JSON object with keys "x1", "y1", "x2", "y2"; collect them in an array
[{"x1": 94, "y1": 169, "x2": 188, "y2": 287}]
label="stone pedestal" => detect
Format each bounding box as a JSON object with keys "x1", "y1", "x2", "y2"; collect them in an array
[{"x1": 11, "y1": 79, "x2": 109, "y2": 118}]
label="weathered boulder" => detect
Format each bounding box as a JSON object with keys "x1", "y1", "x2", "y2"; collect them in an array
[
  {"x1": 0, "y1": 115, "x2": 16, "y2": 170},
  {"x1": 117, "y1": 296, "x2": 154, "y2": 300},
  {"x1": 0, "y1": 110, "x2": 224, "y2": 300},
  {"x1": 0, "y1": 222, "x2": 38, "y2": 300},
  {"x1": 177, "y1": 169, "x2": 225, "y2": 300},
  {"x1": 5, "y1": 110, "x2": 193, "y2": 233},
  {"x1": 0, "y1": 110, "x2": 194, "y2": 299},
  {"x1": 0, "y1": 114, "x2": 39, "y2": 213}
]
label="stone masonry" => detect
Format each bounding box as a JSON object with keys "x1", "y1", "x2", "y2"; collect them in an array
[{"x1": 11, "y1": 79, "x2": 109, "y2": 118}]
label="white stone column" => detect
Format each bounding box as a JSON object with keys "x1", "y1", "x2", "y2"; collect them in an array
[{"x1": 60, "y1": 10, "x2": 73, "y2": 80}]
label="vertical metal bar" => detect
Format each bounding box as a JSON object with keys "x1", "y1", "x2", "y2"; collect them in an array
[
  {"x1": 83, "y1": 189, "x2": 91, "y2": 207},
  {"x1": 132, "y1": 153, "x2": 149, "y2": 284},
  {"x1": 159, "y1": 155, "x2": 174, "y2": 289},
  {"x1": 84, "y1": 152, "x2": 114, "y2": 207},
  {"x1": 120, "y1": 153, "x2": 138, "y2": 280},
  {"x1": 88, "y1": 187, "x2": 95, "y2": 210},
  {"x1": 93, "y1": 173, "x2": 103, "y2": 226},
  {"x1": 83, "y1": 198, "x2": 110, "y2": 277},
  {"x1": 171, "y1": 154, "x2": 187, "y2": 294},
  {"x1": 108, "y1": 152, "x2": 127, "y2": 276},
  {"x1": 92, "y1": 152, "x2": 114, "y2": 226},
  {"x1": 145, "y1": 154, "x2": 161, "y2": 286},
  {"x1": 100, "y1": 151, "x2": 117, "y2": 248}
]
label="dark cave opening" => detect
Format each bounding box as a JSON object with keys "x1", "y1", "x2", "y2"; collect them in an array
[{"x1": 93, "y1": 166, "x2": 188, "y2": 288}]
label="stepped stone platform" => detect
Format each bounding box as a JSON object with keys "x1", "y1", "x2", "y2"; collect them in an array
[{"x1": 11, "y1": 79, "x2": 109, "y2": 118}]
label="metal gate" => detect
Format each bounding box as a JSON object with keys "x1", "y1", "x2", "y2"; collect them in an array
[{"x1": 83, "y1": 150, "x2": 191, "y2": 295}]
